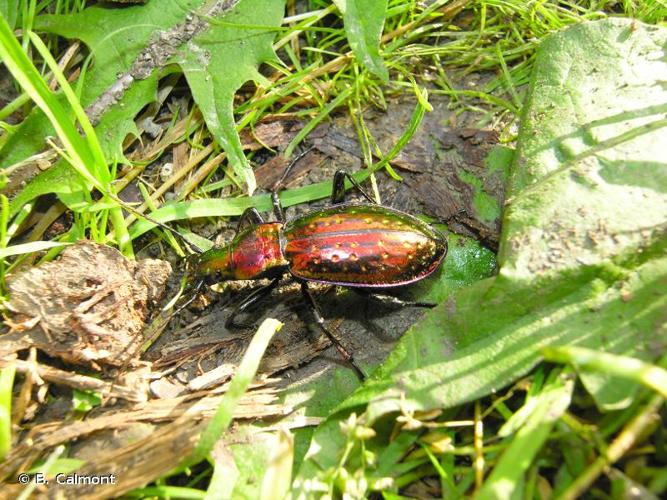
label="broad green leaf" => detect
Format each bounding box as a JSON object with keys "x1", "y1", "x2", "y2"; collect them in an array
[
  {"x1": 497, "y1": 17, "x2": 667, "y2": 408},
  {"x1": 334, "y1": 0, "x2": 389, "y2": 82},
  {"x1": 6, "y1": 0, "x2": 284, "y2": 215},
  {"x1": 543, "y1": 347, "x2": 667, "y2": 399},
  {"x1": 176, "y1": 0, "x2": 285, "y2": 195},
  {"x1": 4, "y1": 0, "x2": 202, "y2": 216},
  {"x1": 294, "y1": 18, "x2": 667, "y2": 491}
]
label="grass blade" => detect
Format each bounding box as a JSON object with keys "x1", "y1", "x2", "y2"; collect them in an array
[
  {"x1": 477, "y1": 370, "x2": 574, "y2": 500},
  {"x1": 0, "y1": 364, "x2": 16, "y2": 460},
  {"x1": 187, "y1": 318, "x2": 283, "y2": 465},
  {"x1": 0, "y1": 15, "x2": 97, "y2": 190},
  {"x1": 27, "y1": 31, "x2": 108, "y2": 184},
  {"x1": 259, "y1": 429, "x2": 294, "y2": 500},
  {"x1": 0, "y1": 241, "x2": 72, "y2": 259}
]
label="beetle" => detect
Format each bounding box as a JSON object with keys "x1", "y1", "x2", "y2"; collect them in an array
[{"x1": 191, "y1": 170, "x2": 448, "y2": 379}]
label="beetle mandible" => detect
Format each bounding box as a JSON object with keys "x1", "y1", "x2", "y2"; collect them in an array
[{"x1": 192, "y1": 170, "x2": 448, "y2": 379}]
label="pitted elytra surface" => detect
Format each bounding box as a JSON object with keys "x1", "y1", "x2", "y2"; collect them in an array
[{"x1": 284, "y1": 204, "x2": 446, "y2": 286}]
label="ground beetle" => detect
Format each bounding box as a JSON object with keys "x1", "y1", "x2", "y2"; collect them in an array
[{"x1": 189, "y1": 169, "x2": 448, "y2": 379}]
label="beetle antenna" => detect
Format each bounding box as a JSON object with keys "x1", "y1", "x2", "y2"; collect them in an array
[
  {"x1": 106, "y1": 191, "x2": 204, "y2": 254},
  {"x1": 271, "y1": 146, "x2": 315, "y2": 192}
]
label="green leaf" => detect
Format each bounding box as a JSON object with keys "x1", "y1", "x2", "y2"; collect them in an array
[
  {"x1": 72, "y1": 389, "x2": 102, "y2": 412},
  {"x1": 129, "y1": 486, "x2": 206, "y2": 499},
  {"x1": 127, "y1": 168, "x2": 372, "y2": 240},
  {"x1": 6, "y1": 0, "x2": 283, "y2": 212},
  {"x1": 227, "y1": 426, "x2": 278, "y2": 500},
  {"x1": 0, "y1": 16, "x2": 100, "y2": 188},
  {"x1": 0, "y1": 0, "x2": 18, "y2": 31},
  {"x1": 5, "y1": 0, "x2": 201, "y2": 215},
  {"x1": 7, "y1": 161, "x2": 88, "y2": 218},
  {"x1": 259, "y1": 429, "x2": 293, "y2": 500},
  {"x1": 543, "y1": 347, "x2": 667, "y2": 399},
  {"x1": 334, "y1": 0, "x2": 389, "y2": 82},
  {"x1": 176, "y1": 0, "x2": 285, "y2": 195},
  {"x1": 294, "y1": 18, "x2": 667, "y2": 490},
  {"x1": 0, "y1": 364, "x2": 16, "y2": 460},
  {"x1": 205, "y1": 440, "x2": 239, "y2": 500},
  {"x1": 26, "y1": 457, "x2": 86, "y2": 476},
  {"x1": 0, "y1": 240, "x2": 72, "y2": 258}
]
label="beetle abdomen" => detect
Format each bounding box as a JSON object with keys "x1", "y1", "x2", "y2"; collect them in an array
[{"x1": 282, "y1": 204, "x2": 447, "y2": 287}]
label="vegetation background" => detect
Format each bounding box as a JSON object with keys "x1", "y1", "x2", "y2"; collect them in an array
[{"x1": 0, "y1": 0, "x2": 665, "y2": 498}]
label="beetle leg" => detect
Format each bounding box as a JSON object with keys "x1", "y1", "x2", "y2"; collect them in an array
[
  {"x1": 236, "y1": 207, "x2": 265, "y2": 233},
  {"x1": 271, "y1": 191, "x2": 285, "y2": 223},
  {"x1": 352, "y1": 289, "x2": 437, "y2": 308},
  {"x1": 269, "y1": 149, "x2": 314, "y2": 222},
  {"x1": 225, "y1": 277, "x2": 282, "y2": 330},
  {"x1": 331, "y1": 170, "x2": 376, "y2": 205},
  {"x1": 169, "y1": 277, "x2": 207, "y2": 319},
  {"x1": 300, "y1": 281, "x2": 367, "y2": 381}
]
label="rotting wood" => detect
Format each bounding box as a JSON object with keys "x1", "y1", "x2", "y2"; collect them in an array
[
  {"x1": 0, "y1": 358, "x2": 150, "y2": 404},
  {"x1": 0, "y1": 383, "x2": 286, "y2": 482},
  {"x1": 3, "y1": 241, "x2": 171, "y2": 369},
  {"x1": 187, "y1": 363, "x2": 236, "y2": 391},
  {"x1": 2, "y1": 417, "x2": 206, "y2": 499},
  {"x1": 1, "y1": 408, "x2": 321, "y2": 499}
]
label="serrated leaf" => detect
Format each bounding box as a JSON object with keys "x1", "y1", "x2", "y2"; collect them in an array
[
  {"x1": 176, "y1": 0, "x2": 285, "y2": 195},
  {"x1": 4, "y1": 0, "x2": 203, "y2": 215},
  {"x1": 294, "y1": 18, "x2": 667, "y2": 491},
  {"x1": 334, "y1": 0, "x2": 389, "y2": 82},
  {"x1": 5, "y1": 0, "x2": 283, "y2": 213}
]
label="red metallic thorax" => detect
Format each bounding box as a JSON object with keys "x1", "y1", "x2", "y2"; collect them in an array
[{"x1": 196, "y1": 223, "x2": 287, "y2": 280}]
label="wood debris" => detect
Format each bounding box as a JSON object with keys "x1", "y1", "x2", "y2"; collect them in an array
[{"x1": 2, "y1": 241, "x2": 171, "y2": 369}]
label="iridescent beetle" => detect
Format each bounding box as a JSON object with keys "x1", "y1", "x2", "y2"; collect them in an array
[{"x1": 192, "y1": 170, "x2": 448, "y2": 379}]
